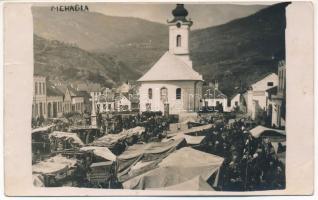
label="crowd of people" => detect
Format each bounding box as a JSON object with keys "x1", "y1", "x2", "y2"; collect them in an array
[
  {"x1": 32, "y1": 110, "x2": 285, "y2": 191},
  {"x1": 200, "y1": 119, "x2": 285, "y2": 191}
]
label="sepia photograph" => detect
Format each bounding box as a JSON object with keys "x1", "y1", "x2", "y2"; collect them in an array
[
  {"x1": 3, "y1": 0, "x2": 315, "y2": 196},
  {"x1": 30, "y1": 2, "x2": 288, "y2": 191}
]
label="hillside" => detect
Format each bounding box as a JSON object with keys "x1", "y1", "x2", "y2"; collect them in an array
[
  {"x1": 33, "y1": 3, "x2": 288, "y2": 96},
  {"x1": 190, "y1": 2, "x2": 288, "y2": 95},
  {"x1": 34, "y1": 35, "x2": 140, "y2": 87}
]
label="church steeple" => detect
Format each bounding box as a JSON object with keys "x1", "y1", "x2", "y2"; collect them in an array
[{"x1": 167, "y1": 4, "x2": 193, "y2": 66}]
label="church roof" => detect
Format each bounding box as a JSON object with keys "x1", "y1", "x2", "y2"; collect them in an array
[{"x1": 138, "y1": 51, "x2": 203, "y2": 82}]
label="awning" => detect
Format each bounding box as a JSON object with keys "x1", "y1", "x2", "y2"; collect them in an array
[
  {"x1": 249, "y1": 125, "x2": 285, "y2": 139},
  {"x1": 32, "y1": 125, "x2": 55, "y2": 135},
  {"x1": 123, "y1": 147, "x2": 224, "y2": 190},
  {"x1": 32, "y1": 154, "x2": 77, "y2": 175},
  {"x1": 91, "y1": 126, "x2": 145, "y2": 148},
  {"x1": 49, "y1": 131, "x2": 84, "y2": 146},
  {"x1": 80, "y1": 146, "x2": 116, "y2": 161},
  {"x1": 169, "y1": 124, "x2": 212, "y2": 136},
  {"x1": 163, "y1": 134, "x2": 206, "y2": 145},
  {"x1": 117, "y1": 138, "x2": 186, "y2": 182}
]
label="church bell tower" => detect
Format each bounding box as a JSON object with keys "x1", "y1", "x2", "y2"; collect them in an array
[{"x1": 168, "y1": 4, "x2": 193, "y2": 66}]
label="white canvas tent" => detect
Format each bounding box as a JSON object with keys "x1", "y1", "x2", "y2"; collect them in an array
[
  {"x1": 49, "y1": 131, "x2": 84, "y2": 146},
  {"x1": 32, "y1": 125, "x2": 55, "y2": 135},
  {"x1": 249, "y1": 125, "x2": 285, "y2": 139},
  {"x1": 123, "y1": 147, "x2": 224, "y2": 190},
  {"x1": 80, "y1": 146, "x2": 116, "y2": 161}
]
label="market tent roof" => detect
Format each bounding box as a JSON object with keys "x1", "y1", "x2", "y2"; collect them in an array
[
  {"x1": 163, "y1": 134, "x2": 205, "y2": 145},
  {"x1": 138, "y1": 51, "x2": 203, "y2": 81},
  {"x1": 49, "y1": 131, "x2": 84, "y2": 146},
  {"x1": 249, "y1": 125, "x2": 285, "y2": 138},
  {"x1": 32, "y1": 154, "x2": 77, "y2": 175},
  {"x1": 117, "y1": 138, "x2": 186, "y2": 182},
  {"x1": 90, "y1": 126, "x2": 145, "y2": 148},
  {"x1": 90, "y1": 161, "x2": 113, "y2": 168},
  {"x1": 123, "y1": 147, "x2": 224, "y2": 190},
  {"x1": 168, "y1": 124, "x2": 213, "y2": 137},
  {"x1": 80, "y1": 146, "x2": 116, "y2": 161},
  {"x1": 150, "y1": 176, "x2": 214, "y2": 191},
  {"x1": 32, "y1": 125, "x2": 55, "y2": 135}
]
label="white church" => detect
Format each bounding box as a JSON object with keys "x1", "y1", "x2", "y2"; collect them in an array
[{"x1": 138, "y1": 4, "x2": 203, "y2": 115}]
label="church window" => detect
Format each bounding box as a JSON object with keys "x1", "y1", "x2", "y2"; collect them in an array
[
  {"x1": 148, "y1": 88, "x2": 152, "y2": 99},
  {"x1": 176, "y1": 35, "x2": 181, "y2": 47},
  {"x1": 160, "y1": 87, "x2": 168, "y2": 101},
  {"x1": 176, "y1": 88, "x2": 181, "y2": 99},
  {"x1": 267, "y1": 82, "x2": 274, "y2": 86}
]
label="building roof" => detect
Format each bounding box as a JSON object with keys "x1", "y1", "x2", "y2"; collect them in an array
[
  {"x1": 202, "y1": 86, "x2": 227, "y2": 99},
  {"x1": 251, "y1": 72, "x2": 277, "y2": 87},
  {"x1": 46, "y1": 84, "x2": 64, "y2": 97},
  {"x1": 55, "y1": 85, "x2": 83, "y2": 97},
  {"x1": 168, "y1": 4, "x2": 192, "y2": 24},
  {"x1": 138, "y1": 51, "x2": 203, "y2": 82},
  {"x1": 68, "y1": 86, "x2": 82, "y2": 97},
  {"x1": 266, "y1": 86, "x2": 278, "y2": 95},
  {"x1": 98, "y1": 95, "x2": 115, "y2": 103}
]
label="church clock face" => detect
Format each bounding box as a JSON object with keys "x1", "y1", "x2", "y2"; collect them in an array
[{"x1": 176, "y1": 22, "x2": 181, "y2": 28}]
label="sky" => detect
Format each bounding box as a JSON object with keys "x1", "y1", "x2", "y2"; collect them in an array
[{"x1": 89, "y1": 3, "x2": 271, "y2": 30}]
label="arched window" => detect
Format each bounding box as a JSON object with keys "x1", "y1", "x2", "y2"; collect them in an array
[
  {"x1": 148, "y1": 88, "x2": 152, "y2": 99},
  {"x1": 176, "y1": 88, "x2": 181, "y2": 99},
  {"x1": 35, "y1": 82, "x2": 38, "y2": 95},
  {"x1": 160, "y1": 87, "x2": 168, "y2": 102},
  {"x1": 176, "y1": 35, "x2": 181, "y2": 47}
]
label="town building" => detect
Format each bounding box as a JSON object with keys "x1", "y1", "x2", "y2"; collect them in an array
[
  {"x1": 96, "y1": 95, "x2": 115, "y2": 113},
  {"x1": 116, "y1": 82, "x2": 130, "y2": 94},
  {"x1": 244, "y1": 73, "x2": 278, "y2": 120},
  {"x1": 77, "y1": 90, "x2": 91, "y2": 113},
  {"x1": 137, "y1": 4, "x2": 203, "y2": 116},
  {"x1": 46, "y1": 84, "x2": 64, "y2": 118},
  {"x1": 56, "y1": 85, "x2": 85, "y2": 114},
  {"x1": 76, "y1": 83, "x2": 102, "y2": 102},
  {"x1": 115, "y1": 94, "x2": 131, "y2": 112},
  {"x1": 32, "y1": 75, "x2": 64, "y2": 119},
  {"x1": 267, "y1": 60, "x2": 286, "y2": 127},
  {"x1": 228, "y1": 93, "x2": 246, "y2": 112},
  {"x1": 202, "y1": 81, "x2": 228, "y2": 112},
  {"x1": 32, "y1": 75, "x2": 47, "y2": 119}
]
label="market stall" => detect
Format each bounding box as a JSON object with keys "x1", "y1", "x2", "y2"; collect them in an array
[
  {"x1": 117, "y1": 138, "x2": 186, "y2": 182},
  {"x1": 90, "y1": 126, "x2": 145, "y2": 149},
  {"x1": 32, "y1": 154, "x2": 78, "y2": 187},
  {"x1": 49, "y1": 131, "x2": 84, "y2": 152},
  {"x1": 122, "y1": 147, "x2": 224, "y2": 190}
]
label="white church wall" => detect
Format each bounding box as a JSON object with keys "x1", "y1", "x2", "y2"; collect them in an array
[{"x1": 139, "y1": 80, "x2": 202, "y2": 115}]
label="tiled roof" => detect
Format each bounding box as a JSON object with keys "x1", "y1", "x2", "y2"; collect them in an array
[{"x1": 138, "y1": 51, "x2": 203, "y2": 81}]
